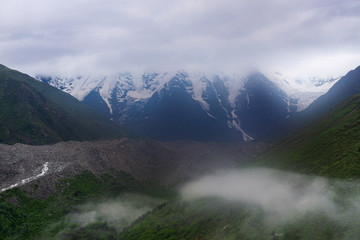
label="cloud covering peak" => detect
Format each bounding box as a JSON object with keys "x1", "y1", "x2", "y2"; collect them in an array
[{"x1": 1, "y1": 0, "x2": 360, "y2": 77}]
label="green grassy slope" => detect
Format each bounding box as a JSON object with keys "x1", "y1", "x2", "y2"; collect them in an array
[
  {"x1": 0, "y1": 171, "x2": 170, "y2": 240},
  {"x1": 2, "y1": 70, "x2": 360, "y2": 239},
  {"x1": 116, "y1": 94, "x2": 360, "y2": 240},
  {"x1": 0, "y1": 64, "x2": 129, "y2": 144},
  {"x1": 256, "y1": 93, "x2": 360, "y2": 178},
  {"x1": 119, "y1": 198, "x2": 353, "y2": 240}
]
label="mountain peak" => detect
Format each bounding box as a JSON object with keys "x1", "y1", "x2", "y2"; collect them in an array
[
  {"x1": 36, "y1": 70, "x2": 336, "y2": 141},
  {"x1": 0, "y1": 64, "x2": 129, "y2": 144}
]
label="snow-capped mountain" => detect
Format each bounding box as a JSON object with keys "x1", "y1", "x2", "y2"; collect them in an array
[{"x1": 36, "y1": 70, "x2": 339, "y2": 141}]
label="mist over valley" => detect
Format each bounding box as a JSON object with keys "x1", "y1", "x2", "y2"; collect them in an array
[{"x1": 1, "y1": 0, "x2": 360, "y2": 239}]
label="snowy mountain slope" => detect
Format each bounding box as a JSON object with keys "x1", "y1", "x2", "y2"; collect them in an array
[
  {"x1": 36, "y1": 70, "x2": 339, "y2": 141},
  {"x1": 266, "y1": 72, "x2": 339, "y2": 111},
  {"x1": 301, "y1": 65, "x2": 360, "y2": 120}
]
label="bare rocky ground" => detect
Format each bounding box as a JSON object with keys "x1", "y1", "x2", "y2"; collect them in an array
[{"x1": 0, "y1": 138, "x2": 269, "y2": 197}]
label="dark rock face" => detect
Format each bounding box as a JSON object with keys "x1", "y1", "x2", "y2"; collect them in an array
[
  {"x1": 235, "y1": 72, "x2": 290, "y2": 140},
  {"x1": 83, "y1": 89, "x2": 112, "y2": 119},
  {"x1": 125, "y1": 74, "x2": 244, "y2": 141},
  {"x1": 118, "y1": 72, "x2": 294, "y2": 141}
]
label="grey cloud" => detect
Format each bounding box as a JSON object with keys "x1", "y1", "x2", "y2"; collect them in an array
[
  {"x1": 0, "y1": 0, "x2": 359, "y2": 77},
  {"x1": 180, "y1": 168, "x2": 360, "y2": 227},
  {"x1": 63, "y1": 194, "x2": 162, "y2": 231}
]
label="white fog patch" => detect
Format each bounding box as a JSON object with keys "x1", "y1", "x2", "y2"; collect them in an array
[
  {"x1": 65, "y1": 194, "x2": 162, "y2": 231},
  {"x1": 180, "y1": 168, "x2": 360, "y2": 224}
]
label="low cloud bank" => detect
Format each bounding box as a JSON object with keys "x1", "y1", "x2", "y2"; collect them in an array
[
  {"x1": 65, "y1": 194, "x2": 162, "y2": 231},
  {"x1": 181, "y1": 168, "x2": 360, "y2": 224}
]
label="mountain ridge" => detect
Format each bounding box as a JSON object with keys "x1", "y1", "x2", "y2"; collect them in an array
[
  {"x1": 257, "y1": 92, "x2": 360, "y2": 178},
  {"x1": 0, "y1": 64, "x2": 129, "y2": 144},
  {"x1": 1, "y1": 65, "x2": 360, "y2": 240},
  {"x1": 36, "y1": 70, "x2": 338, "y2": 141}
]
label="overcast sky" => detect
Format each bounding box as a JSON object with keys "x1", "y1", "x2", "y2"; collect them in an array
[{"x1": 1, "y1": 0, "x2": 360, "y2": 77}]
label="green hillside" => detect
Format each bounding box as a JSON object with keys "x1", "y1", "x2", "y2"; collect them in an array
[
  {"x1": 257, "y1": 93, "x2": 360, "y2": 178},
  {"x1": 2, "y1": 67, "x2": 360, "y2": 239},
  {"x1": 0, "y1": 171, "x2": 170, "y2": 240},
  {"x1": 118, "y1": 198, "x2": 354, "y2": 240},
  {"x1": 116, "y1": 94, "x2": 360, "y2": 240},
  {"x1": 0, "y1": 64, "x2": 129, "y2": 144}
]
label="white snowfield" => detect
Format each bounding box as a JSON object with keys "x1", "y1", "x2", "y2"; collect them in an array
[
  {"x1": 36, "y1": 70, "x2": 339, "y2": 112},
  {"x1": 265, "y1": 71, "x2": 339, "y2": 111},
  {"x1": 1, "y1": 162, "x2": 49, "y2": 193}
]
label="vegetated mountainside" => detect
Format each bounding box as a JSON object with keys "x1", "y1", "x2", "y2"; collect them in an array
[
  {"x1": 113, "y1": 89, "x2": 360, "y2": 240},
  {"x1": 0, "y1": 171, "x2": 159, "y2": 240},
  {"x1": 37, "y1": 70, "x2": 337, "y2": 141},
  {"x1": 275, "y1": 65, "x2": 360, "y2": 141},
  {"x1": 3, "y1": 93, "x2": 360, "y2": 239},
  {"x1": 114, "y1": 94, "x2": 360, "y2": 240},
  {"x1": 0, "y1": 139, "x2": 268, "y2": 239},
  {"x1": 118, "y1": 197, "x2": 354, "y2": 240},
  {"x1": 2, "y1": 64, "x2": 357, "y2": 240},
  {"x1": 256, "y1": 93, "x2": 360, "y2": 178},
  {"x1": 0, "y1": 64, "x2": 129, "y2": 144}
]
